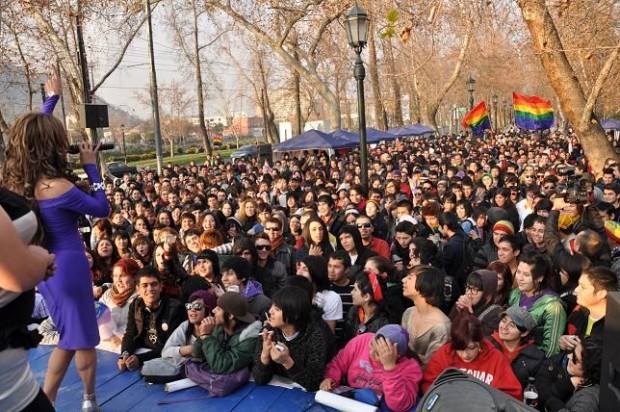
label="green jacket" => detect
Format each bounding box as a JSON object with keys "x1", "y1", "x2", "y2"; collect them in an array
[
  {"x1": 508, "y1": 289, "x2": 566, "y2": 358},
  {"x1": 194, "y1": 320, "x2": 262, "y2": 375}
]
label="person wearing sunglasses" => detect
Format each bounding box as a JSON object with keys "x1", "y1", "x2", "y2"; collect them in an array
[
  {"x1": 160, "y1": 290, "x2": 217, "y2": 360},
  {"x1": 253, "y1": 232, "x2": 287, "y2": 298},
  {"x1": 356, "y1": 214, "x2": 390, "y2": 259},
  {"x1": 536, "y1": 337, "x2": 603, "y2": 411},
  {"x1": 264, "y1": 217, "x2": 295, "y2": 277}
]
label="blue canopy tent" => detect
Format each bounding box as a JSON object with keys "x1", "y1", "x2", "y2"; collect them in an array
[
  {"x1": 602, "y1": 119, "x2": 620, "y2": 130},
  {"x1": 387, "y1": 122, "x2": 435, "y2": 137},
  {"x1": 273, "y1": 129, "x2": 356, "y2": 152},
  {"x1": 332, "y1": 128, "x2": 397, "y2": 144}
]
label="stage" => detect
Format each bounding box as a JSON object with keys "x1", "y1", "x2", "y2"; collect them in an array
[{"x1": 28, "y1": 346, "x2": 334, "y2": 411}]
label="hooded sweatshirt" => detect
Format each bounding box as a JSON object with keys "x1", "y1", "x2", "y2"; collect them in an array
[
  {"x1": 242, "y1": 280, "x2": 271, "y2": 321},
  {"x1": 324, "y1": 333, "x2": 422, "y2": 412},
  {"x1": 421, "y1": 338, "x2": 522, "y2": 400},
  {"x1": 449, "y1": 270, "x2": 502, "y2": 336}
]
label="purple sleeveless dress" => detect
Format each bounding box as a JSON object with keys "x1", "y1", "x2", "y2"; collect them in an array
[{"x1": 37, "y1": 165, "x2": 110, "y2": 350}]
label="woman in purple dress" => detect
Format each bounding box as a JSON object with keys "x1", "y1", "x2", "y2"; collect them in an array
[{"x1": 1, "y1": 71, "x2": 110, "y2": 411}]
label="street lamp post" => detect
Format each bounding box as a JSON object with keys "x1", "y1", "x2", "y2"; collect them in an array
[
  {"x1": 466, "y1": 75, "x2": 476, "y2": 110},
  {"x1": 120, "y1": 124, "x2": 127, "y2": 164},
  {"x1": 344, "y1": 3, "x2": 370, "y2": 188},
  {"x1": 492, "y1": 94, "x2": 498, "y2": 131},
  {"x1": 502, "y1": 100, "x2": 507, "y2": 129}
]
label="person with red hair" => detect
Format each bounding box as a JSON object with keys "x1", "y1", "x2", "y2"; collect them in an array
[
  {"x1": 421, "y1": 313, "x2": 522, "y2": 400},
  {"x1": 98, "y1": 258, "x2": 141, "y2": 353}
]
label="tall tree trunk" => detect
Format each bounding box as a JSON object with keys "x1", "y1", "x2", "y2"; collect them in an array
[
  {"x1": 192, "y1": 0, "x2": 211, "y2": 155},
  {"x1": 517, "y1": 0, "x2": 618, "y2": 173},
  {"x1": 367, "y1": 22, "x2": 384, "y2": 130},
  {"x1": 384, "y1": 39, "x2": 403, "y2": 127}
]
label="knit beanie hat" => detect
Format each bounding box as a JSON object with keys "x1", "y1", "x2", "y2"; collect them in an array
[
  {"x1": 493, "y1": 220, "x2": 514, "y2": 235},
  {"x1": 375, "y1": 324, "x2": 409, "y2": 356}
]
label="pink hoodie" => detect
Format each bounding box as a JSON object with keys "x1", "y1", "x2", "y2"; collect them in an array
[{"x1": 324, "y1": 333, "x2": 422, "y2": 412}]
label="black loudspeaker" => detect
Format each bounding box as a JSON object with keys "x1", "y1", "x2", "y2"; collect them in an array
[
  {"x1": 80, "y1": 104, "x2": 109, "y2": 129},
  {"x1": 257, "y1": 144, "x2": 272, "y2": 163},
  {"x1": 416, "y1": 368, "x2": 535, "y2": 412},
  {"x1": 600, "y1": 292, "x2": 620, "y2": 411}
]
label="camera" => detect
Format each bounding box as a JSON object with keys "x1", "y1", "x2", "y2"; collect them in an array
[{"x1": 68, "y1": 143, "x2": 115, "y2": 154}]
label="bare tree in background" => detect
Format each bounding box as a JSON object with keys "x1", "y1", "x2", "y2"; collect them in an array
[
  {"x1": 13, "y1": 0, "x2": 146, "y2": 134},
  {"x1": 516, "y1": 0, "x2": 619, "y2": 172},
  {"x1": 205, "y1": 0, "x2": 349, "y2": 130},
  {"x1": 168, "y1": 0, "x2": 230, "y2": 155}
]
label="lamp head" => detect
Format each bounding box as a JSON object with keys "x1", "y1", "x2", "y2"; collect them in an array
[
  {"x1": 466, "y1": 75, "x2": 476, "y2": 92},
  {"x1": 345, "y1": 3, "x2": 369, "y2": 50}
]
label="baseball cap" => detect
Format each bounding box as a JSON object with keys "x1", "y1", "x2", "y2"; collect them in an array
[
  {"x1": 502, "y1": 306, "x2": 536, "y2": 332},
  {"x1": 217, "y1": 292, "x2": 256, "y2": 324}
]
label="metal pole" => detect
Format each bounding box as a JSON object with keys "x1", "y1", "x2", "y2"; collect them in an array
[
  {"x1": 354, "y1": 50, "x2": 368, "y2": 188},
  {"x1": 121, "y1": 125, "x2": 127, "y2": 164},
  {"x1": 494, "y1": 103, "x2": 498, "y2": 131},
  {"x1": 145, "y1": 0, "x2": 163, "y2": 175},
  {"x1": 469, "y1": 91, "x2": 474, "y2": 111}
]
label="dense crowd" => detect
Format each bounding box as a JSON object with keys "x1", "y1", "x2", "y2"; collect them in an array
[
  {"x1": 32, "y1": 128, "x2": 620, "y2": 410},
  {"x1": 2, "y1": 77, "x2": 619, "y2": 411}
]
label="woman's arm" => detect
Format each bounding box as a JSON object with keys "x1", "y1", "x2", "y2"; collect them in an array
[
  {"x1": 40, "y1": 67, "x2": 61, "y2": 115},
  {"x1": 0, "y1": 207, "x2": 54, "y2": 292}
]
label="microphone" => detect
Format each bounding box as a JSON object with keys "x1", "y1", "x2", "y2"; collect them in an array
[{"x1": 68, "y1": 143, "x2": 115, "y2": 154}]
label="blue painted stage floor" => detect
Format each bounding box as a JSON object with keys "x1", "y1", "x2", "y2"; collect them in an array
[{"x1": 28, "y1": 346, "x2": 333, "y2": 412}]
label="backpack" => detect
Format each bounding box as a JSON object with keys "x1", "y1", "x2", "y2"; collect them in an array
[
  {"x1": 184, "y1": 361, "x2": 251, "y2": 397},
  {"x1": 141, "y1": 357, "x2": 187, "y2": 384}
]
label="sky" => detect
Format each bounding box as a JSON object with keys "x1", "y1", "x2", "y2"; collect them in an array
[{"x1": 89, "y1": 7, "x2": 250, "y2": 121}]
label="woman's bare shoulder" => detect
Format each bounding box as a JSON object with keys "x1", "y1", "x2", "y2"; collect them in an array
[{"x1": 35, "y1": 178, "x2": 74, "y2": 200}]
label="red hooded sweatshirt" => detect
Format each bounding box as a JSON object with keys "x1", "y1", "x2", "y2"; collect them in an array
[{"x1": 421, "y1": 338, "x2": 523, "y2": 400}]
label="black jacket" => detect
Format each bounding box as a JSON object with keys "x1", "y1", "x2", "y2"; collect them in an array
[
  {"x1": 535, "y1": 353, "x2": 575, "y2": 411},
  {"x1": 121, "y1": 295, "x2": 184, "y2": 364},
  {"x1": 343, "y1": 306, "x2": 390, "y2": 343},
  {"x1": 489, "y1": 335, "x2": 545, "y2": 388}
]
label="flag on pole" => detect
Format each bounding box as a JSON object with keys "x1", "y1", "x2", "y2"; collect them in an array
[
  {"x1": 462, "y1": 101, "x2": 491, "y2": 136},
  {"x1": 513, "y1": 92, "x2": 554, "y2": 130},
  {"x1": 212, "y1": 135, "x2": 223, "y2": 146}
]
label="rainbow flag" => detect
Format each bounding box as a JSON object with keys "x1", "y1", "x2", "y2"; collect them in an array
[
  {"x1": 462, "y1": 101, "x2": 491, "y2": 136},
  {"x1": 212, "y1": 135, "x2": 223, "y2": 146},
  {"x1": 513, "y1": 92, "x2": 554, "y2": 130}
]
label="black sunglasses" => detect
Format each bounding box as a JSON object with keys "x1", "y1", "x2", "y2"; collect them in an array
[
  {"x1": 256, "y1": 244, "x2": 271, "y2": 251},
  {"x1": 265, "y1": 227, "x2": 280, "y2": 231},
  {"x1": 357, "y1": 223, "x2": 372, "y2": 229}
]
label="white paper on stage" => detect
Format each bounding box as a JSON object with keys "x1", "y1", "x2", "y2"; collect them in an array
[
  {"x1": 314, "y1": 390, "x2": 378, "y2": 412},
  {"x1": 248, "y1": 374, "x2": 307, "y2": 391},
  {"x1": 164, "y1": 378, "x2": 198, "y2": 393}
]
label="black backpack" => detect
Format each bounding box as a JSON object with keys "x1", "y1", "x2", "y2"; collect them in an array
[{"x1": 418, "y1": 368, "x2": 536, "y2": 412}]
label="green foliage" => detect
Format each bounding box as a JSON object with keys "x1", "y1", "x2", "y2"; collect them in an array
[
  {"x1": 386, "y1": 9, "x2": 399, "y2": 24},
  {"x1": 379, "y1": 9, "x2": 399, "y2": 39}
]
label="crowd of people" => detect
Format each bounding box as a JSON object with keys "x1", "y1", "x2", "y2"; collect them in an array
[{"x1": 1, "y1": 71, "x2": 619, "y2": 411}]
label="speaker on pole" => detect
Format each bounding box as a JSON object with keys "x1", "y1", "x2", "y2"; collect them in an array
[{"x1": 257, "y1": 144, "x2": 272, "y2": 164}]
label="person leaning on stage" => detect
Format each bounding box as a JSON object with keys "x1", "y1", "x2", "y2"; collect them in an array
[
  {"x1": 118, "y1": 266, "x2": 184, "y2": 371},
  {"x1": 253, "y1": 286, "x2": 334, "y2": 392}
]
